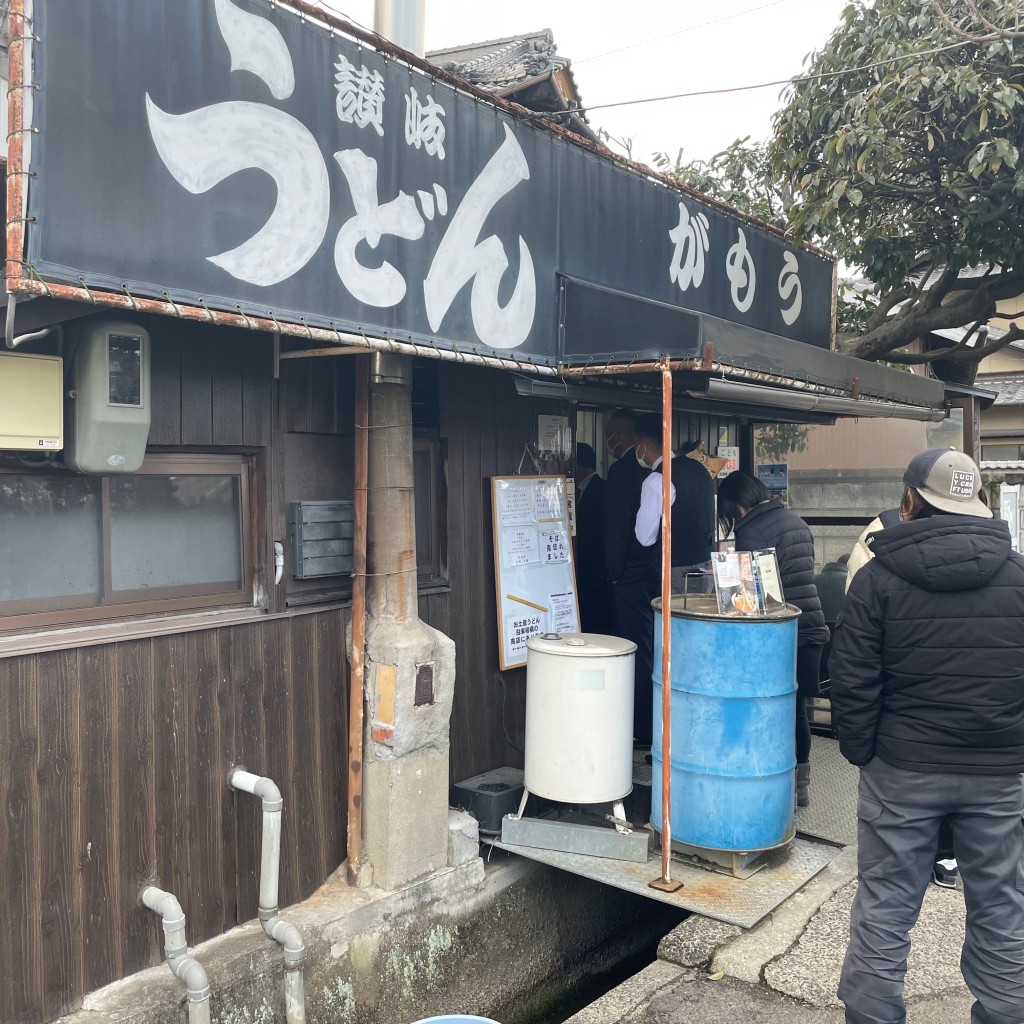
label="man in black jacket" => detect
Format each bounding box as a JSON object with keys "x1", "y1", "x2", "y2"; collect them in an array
[
  {"x1": 831, "y1": 447, "x2": 1024, "y2": 1024},
  {"x1": 603, "y1": 409, "x2": 654, "y2": 743},
  {"x1": 574, "y1": 442, "x2": 611, "y2": 634}
]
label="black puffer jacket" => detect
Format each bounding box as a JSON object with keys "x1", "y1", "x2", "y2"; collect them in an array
[
  {"x1": 735, "y1": 500, "x2": 829, "y2": 646},
  {"x1": 831, "y1": 515, "x2": 1024, "y2": 773}
]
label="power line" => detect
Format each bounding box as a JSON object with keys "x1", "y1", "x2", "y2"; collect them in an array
[
  {"x1": 555, "y1": 39, "x2": 972, "y2": 118},
  {"x1": 572, "y1": 0, "x2": 797, "y2": 66}
]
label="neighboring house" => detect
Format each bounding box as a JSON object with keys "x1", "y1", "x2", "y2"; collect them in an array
[
  {"x1": 427, "y1": 29, "x2": 602, "y2": 144},
  {"x1": 977, "y1": 353, "x2": 1024, "y2": 463},
  {"x1": 974, "y1": 297, "x2": 1024, "y2": 548}
]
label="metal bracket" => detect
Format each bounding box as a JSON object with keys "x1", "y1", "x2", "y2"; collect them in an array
[{"x1": 649, "y1": 875, "x2": 684, "y2": 893}]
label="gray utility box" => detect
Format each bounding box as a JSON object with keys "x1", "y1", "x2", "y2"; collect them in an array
[
  {"x1": 64, "y1": 319, "x2": 151, "y2": 474},
  {"x1": 289, "y1": 500, "x2": 355, "y2": 579}
]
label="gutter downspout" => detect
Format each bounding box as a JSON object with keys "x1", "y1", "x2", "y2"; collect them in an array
[
  {"x1": 347, "y1": 354, "x2": 368, "y2": 884},
  {"x1": 228, "y1": 770, "x2": 306, "y2": 1024},
  {"x1": 140, "y1": 886, "x2": 212, "y2": 1024}
]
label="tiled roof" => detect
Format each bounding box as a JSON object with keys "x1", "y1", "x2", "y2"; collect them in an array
[
  {"x1": 427, "y1": 28, "x2": 585, "y2": 113},
  {"x1": 977, "y1": 374, "x2": 1024, "y2": 406}
]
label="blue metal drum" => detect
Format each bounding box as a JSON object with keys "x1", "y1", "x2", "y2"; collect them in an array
[{"x1": 651, "y1": 596, "x2": 798, "y2": 852}]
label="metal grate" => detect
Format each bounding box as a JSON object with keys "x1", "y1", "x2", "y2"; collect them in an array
[{"x1": 794, "y1": 736, "x2": 859, "y2": 847}]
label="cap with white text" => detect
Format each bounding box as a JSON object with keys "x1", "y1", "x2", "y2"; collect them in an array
[{"x1": 903, "y1": 447, "x2": 991, "y2": 518}]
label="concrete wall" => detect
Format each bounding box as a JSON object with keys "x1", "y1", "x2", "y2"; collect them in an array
[{"x1": 63, "y1": 857, "x2": 683, "y2": 1024}]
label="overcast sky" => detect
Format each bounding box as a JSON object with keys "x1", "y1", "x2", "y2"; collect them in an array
[{"x1": 322, "y1": 0, "x2": 853, "y2": 166}]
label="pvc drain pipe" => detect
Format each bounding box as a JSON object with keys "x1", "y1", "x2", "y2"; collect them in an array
[
  {"x1": 140, "y1": 886, "x2": 212, "y2": 1024},
  {"x1": 229, "y1": 769, "x2": 306, "y2": 1024}
]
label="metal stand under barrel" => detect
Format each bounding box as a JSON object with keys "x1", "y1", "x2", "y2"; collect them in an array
[{"x1": 500, "y1": 633, "x2": 649, "y2": 863}]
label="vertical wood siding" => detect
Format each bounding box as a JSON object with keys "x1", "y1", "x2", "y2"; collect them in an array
[
  {"x1": 421, "y1": 366, "x2": 737, "y2": 785},
  {"x1": 0, "y1": 609, "x2": 348, "y2": 1024},
  {"x1": 420, "y1": 364, "x2": 551, "y2": 784}
]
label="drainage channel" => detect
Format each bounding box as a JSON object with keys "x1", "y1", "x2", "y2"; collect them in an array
[{"x1": 521, "y1": 927, "x2": 679, "y2": 1024}]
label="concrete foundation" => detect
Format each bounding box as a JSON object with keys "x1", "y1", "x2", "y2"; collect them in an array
[
  {"x1": 61, "y1": 856, "x2": 684, "y2": 1024},
  {"x1": 364, "y1": 745, "x2": 450, "y2": 890}
]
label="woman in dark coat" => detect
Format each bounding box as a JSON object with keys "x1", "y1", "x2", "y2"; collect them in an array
[{"x1": 717, "y1": 471, "x2": 830, "y2": 806}]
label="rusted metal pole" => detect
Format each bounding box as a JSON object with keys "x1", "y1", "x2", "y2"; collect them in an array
[
  {"x1": 6, "y1": 0, "x2": 29, "y2": 288},
  {"x1": 659, "y1": 364, "x2": 675, "y2": 885},
  {"x1": 346, "y1": 354, "x2": 369, "y2": 884}
]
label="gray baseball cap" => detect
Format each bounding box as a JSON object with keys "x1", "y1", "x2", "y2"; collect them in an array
[{"x1": 903, "y1": 447, "x2": 992, "y2": 518}]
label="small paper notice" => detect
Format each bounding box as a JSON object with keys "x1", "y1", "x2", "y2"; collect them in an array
[
  {"x1": 549, "y1": 592, "x2": 577, "y2": 632},
  {"x1": 533, "y1": 482, "x2": 563, "y2": 522},
  {"x1": 537, "y1": 414, "x2": 571, "y2": 457},
  {"x1": 498, "y1": 486, "x2": 533, "y2": 527},
  {"x1": 502, "y1": 527, "x2": 540, "y2": 568},
  {"x1": 540, "y1": 528, "x2": 570, "y2": 564},
  {"x1": 506, "y1": 612, "x2": 544, "y2": 657}
]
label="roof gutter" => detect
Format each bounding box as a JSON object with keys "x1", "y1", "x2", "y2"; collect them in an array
[{"x1": 692, "y1": 378, "x2": 946, "y2": 422}]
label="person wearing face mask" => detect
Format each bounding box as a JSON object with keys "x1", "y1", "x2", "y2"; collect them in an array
[
  {"x1": 632, "y1": 416, "x2": 716, "y2": 593},
  {"x1": 628, "y1": 416, "x2": 715, "y2": 744},
  {"x1": 603, "y1": 409, "x2": 656, "y2": 744}
]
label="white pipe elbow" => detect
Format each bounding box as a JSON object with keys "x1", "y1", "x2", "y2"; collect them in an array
[
  {"x1": 229, "y1": 769, "x2": 283, "y2": 811},
  {"x1": 141, "y1": 886, "x2": 212, "y2": 1009},
  {"x1": 265, "y1": 916, "x2": 305, "y2": 966},
  {"x1": 174, "y1": 955, "x2": 212, "y2": 1003},
  {"x1": 141, "y1": 886, "x2": 184, "y2": 927}
]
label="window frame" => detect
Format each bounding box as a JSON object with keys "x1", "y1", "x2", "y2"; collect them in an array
[
  {"x1": 0, "y1": 452, "x2": 254, "y2": 631},
  {"x1": 413, "y1": 435, "x2": 448, "y2": 588}
]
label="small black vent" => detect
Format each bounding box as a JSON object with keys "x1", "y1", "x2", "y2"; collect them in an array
[{"x1": 414, "y1": 663, "x2": 434, "y2": 707}]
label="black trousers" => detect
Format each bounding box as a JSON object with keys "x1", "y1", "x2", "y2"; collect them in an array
[
  {"x1": 796, "y1": 643, "x2": 823, "y2": 764},
  {"x1": 610, "y1": 578, "x2": 656, "y2": 744}
]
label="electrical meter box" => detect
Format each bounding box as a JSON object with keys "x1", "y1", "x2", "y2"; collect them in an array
[
  {"x1": 64, "y1": 320, "x2": 151, "y2": 474},
  {"x1": 0, "y1": 351, "x2": 63, "y2": 451}
]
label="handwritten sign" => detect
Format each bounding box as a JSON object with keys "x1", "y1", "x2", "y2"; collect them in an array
[
  {"x1": 540, "y1": 528, "x2": 570, "y2": 564},
  {"x1": 506, "y1": 613, "x2": 545, "y2": 659},
  {"x1": 498, "y1": 487, "x2": 534, "y2": 527},
  {"x1": 533, "y1": 482, "x2": 563, "y2": 521},
  {"x1": 503, "y1": 527, "x2": 540, "y2": 568}
]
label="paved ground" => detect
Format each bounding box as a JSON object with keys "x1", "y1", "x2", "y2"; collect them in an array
[{"x1": 566, "y1": 739, "x2": 979, "y2": 1024}]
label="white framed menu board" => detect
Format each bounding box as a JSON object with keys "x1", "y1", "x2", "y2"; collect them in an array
[{"x1": 491, "y1": 475, "x2": 580, "y2": 670}]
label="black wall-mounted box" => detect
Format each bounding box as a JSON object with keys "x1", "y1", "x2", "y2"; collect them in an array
[{"x1": 289, "y1": 500, "x2": 355, "y2": 579}]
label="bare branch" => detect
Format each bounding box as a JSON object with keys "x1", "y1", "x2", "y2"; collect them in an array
[
  {"x1": 866, "y1": 287, "x2": 913, "y2": 332},
  {"x1": 923, "y1": 264, "x2": 960, "y2": 310}
]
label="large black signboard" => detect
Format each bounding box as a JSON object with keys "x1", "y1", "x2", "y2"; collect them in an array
[{"x1": 25, "y1": 0, "x2": 835, "y2": 365}]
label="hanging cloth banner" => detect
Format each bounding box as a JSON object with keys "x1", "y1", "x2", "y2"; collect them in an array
[{"x1": 24, "y1": 0, "x2": 835, "y2": 367}]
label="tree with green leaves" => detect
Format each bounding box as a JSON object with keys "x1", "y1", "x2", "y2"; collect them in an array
[{"x1": 662, "y1": 0, "x2": 1024, "y2": 368}]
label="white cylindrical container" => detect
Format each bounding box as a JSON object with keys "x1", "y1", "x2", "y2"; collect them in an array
[{"x1": 524, "y1": 632, "x2": 637, "y2": 803}]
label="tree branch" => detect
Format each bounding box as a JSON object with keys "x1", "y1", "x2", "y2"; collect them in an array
[
  {"x1": 881, "y1": 324, "x2": 1024, "y2": 364},
  {"x1": 928, "y1": 0, "x2": 1024, "y2": 41}
]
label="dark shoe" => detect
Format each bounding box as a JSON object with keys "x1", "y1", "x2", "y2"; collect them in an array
[
  {"x1": 932, "y1": 859, "x2": 958, "y2": 889},
  {"x1": 796, "y1": 762, "x2": 811, "y2": 808}
]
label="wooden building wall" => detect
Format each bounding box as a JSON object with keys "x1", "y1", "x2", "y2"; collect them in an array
[
  {"x1": 420, "y1": 364, "x2": 564, "y2": 784},
  {"x1": 0, "y1": 611, "x2": 348, "y2": 1024},
  {"x1": 0, "y1": 316, "x2": 350, "y2": 1024}
]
